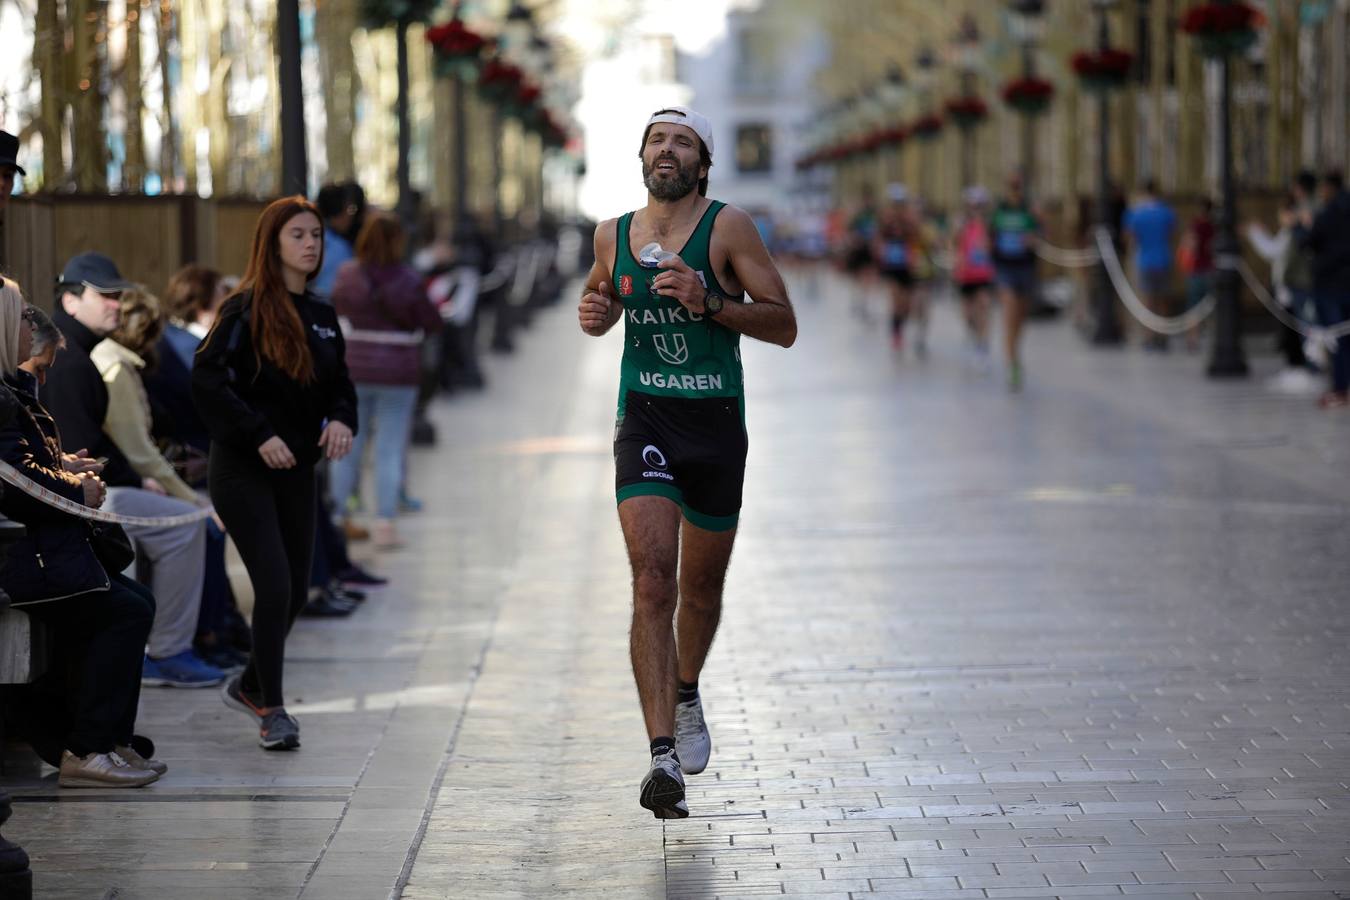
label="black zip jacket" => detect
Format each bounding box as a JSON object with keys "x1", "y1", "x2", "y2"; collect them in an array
[
  {"x1": 191, "y1": 289, "x2": 358, "y2": 467},
  {"x1": 0, "y1": 375, "x2": 110, "y2": 607},
  {"x1": 1302, "y1": 189, "x2": 1350, "y2": 297},
  {"x1": 41, "y1": 307, "x2": 141, "y2": 488}
]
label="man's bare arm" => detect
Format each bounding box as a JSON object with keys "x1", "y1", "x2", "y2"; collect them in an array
[
  {"x1": 578, "y1": 219, "x2": 624, "y2": 337},
  {"x1": 651, "y1": 207, "x2": 797, "y2": 348}
]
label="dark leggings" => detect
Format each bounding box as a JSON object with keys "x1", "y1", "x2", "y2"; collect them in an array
[
  {"x1": 208, "y1": 442, "x2": 316, "y2": 708},
  {"x1": 23, "y1": 574, "x2": 155, "y2": 756}
]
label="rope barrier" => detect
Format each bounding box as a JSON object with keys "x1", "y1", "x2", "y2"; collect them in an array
[
  {"x1": 1093, "y1": 227, "x2": 1216, "y2": 336},
  {"x1": 1227, "y1": 255, "x2": 1350, "y2": 343},
  {"x1": 0, "y1": 460, "x2": 213, "y2": 527},
  {"x1": 1034, "y1": 240, "x2": 1100, "y2": 268}
]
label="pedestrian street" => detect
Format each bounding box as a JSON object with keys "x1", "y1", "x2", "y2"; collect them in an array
[{"x1": 4, "y1": 273, "x2": 1350, "y2": 899}]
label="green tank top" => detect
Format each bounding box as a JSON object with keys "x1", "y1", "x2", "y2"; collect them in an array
[{"x1": 612, "y1": 201, "x2": 744, "y2": 419}]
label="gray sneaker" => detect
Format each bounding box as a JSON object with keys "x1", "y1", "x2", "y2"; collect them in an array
[
  {"x1": 259, "y1": 709, "x2": 300, "y2": 751},
  {"x1": 639, "y1": 749, "x2": 688, "y2": 819},
  {"x1": 58, "y1": 750, "x2": 159, "y2": 788},
  {"x1": 675, "y1": 697, "x2": 711, "y2": 775},
  {"x1": 115, "y1": 744, "x2": 168, "y2": 776}
]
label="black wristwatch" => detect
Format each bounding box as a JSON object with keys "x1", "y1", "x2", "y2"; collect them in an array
[{"x1": 703, "y1": 290, "x2": 725, "y2": 317}]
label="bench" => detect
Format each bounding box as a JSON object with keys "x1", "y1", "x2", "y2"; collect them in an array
[
  {"x1": 0, "y1": 517, "x2": 38, "y2": 685},
  {"x1": 0, "y1": 516, "x2": 33, "y2": 900}
]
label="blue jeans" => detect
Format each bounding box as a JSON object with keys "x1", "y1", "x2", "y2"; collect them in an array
[
  {"x1": 329, "y1": 383, "x2": 419, "y2": 519},
  {"x1": 1314, "y1": 292, "x2": 1350, "y2": 393}
]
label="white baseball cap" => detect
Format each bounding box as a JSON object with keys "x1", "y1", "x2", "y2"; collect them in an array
[{"x1": 646, "y1": 106, "x2": 714, "y2": 157}]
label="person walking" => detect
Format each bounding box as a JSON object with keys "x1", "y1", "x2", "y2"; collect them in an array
[
  {"x1": 328, "y1": 211, "x2": 441, "y2": 549},
  {"x1": 1179, "y1": 198, "x2": 1215, "y2": 353},
  {"x1": 1246, "y1": 194, "x2": 1320, "y2": 394},
  {"x1": 193, "y1": 196, "x2": 358, "y2": 750},
  {"x1": 1122, "y1": 180, "x2": 1178, "y2": 352},
  {"x1": 576, "y1": 106, "x2": 797, "y2": 819},
  {"x1": 990, "y1": 173, "x2": 1041, "y2": 390},
  {"x1": 1299, "y1": 171, "x2": 1350, "y2": 409}
]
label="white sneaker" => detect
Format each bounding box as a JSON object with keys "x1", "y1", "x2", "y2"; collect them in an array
[
  {"x1": 674, "y1": 697, "x2": 711, "y2": 775},
  {"x1": 1267, "y1": 368, "x2": 1322, "y2": 395},
  {"x1": 639, "y1": 750, "x2": 688, "y2": 819}
]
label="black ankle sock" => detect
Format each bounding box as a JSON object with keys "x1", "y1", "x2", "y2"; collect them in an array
[
  {"x1": 650, "y1": 737, "x2": 676, "y2": 758},
  {"x1": 677, "y1": 680, "x2": 699, "y2": 703}
]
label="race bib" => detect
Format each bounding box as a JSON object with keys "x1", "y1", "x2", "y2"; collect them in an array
[
  {"x1": 996, "y1": 231, "x2": 1026, "y2": 257},
  {"x1": 883, "y1": 241, "x2": 909, "y2": 268}
]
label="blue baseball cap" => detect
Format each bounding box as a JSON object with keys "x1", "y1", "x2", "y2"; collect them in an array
[{"x1": 58, "y1": 252, "x2": 135, "y2": 293}]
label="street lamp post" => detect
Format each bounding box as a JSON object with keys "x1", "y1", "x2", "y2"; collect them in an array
[
  {"x1": 955, "y1": 16, "x2": 981, "y2": 190},
  {"x1": 277, "y1": 0, "x2": 307, "y2": 196},
  {"x1": 1207, "y1": 52, "x2": 1249, "y2": 377},
  {"x1": 1009, "y1": 0, "x2": 1045, "y2": 200},
  {"x1": 916, "y1": 46, "x2": 938, "y2": 200},
  {"x1": 1090, "y1": 0, "x2": 1123, "y2": 345},
  {"x1": 395, "y1": 19, "x2": 414, "y2": 226}
]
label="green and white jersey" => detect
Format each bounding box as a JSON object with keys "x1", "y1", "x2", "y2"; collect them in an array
[{"x1": 612, "y1": 201, "x2": 744, "y2": 419}]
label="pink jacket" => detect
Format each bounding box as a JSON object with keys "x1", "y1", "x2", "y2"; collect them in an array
[
  {"x1": 953, "y1": 217, "x2": 996, "y2": 286},
  {"x1": 331, "y1": 261, "x2": 442, "y2": 386}
]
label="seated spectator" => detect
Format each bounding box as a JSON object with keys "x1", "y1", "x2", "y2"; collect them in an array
[
  {"x1": 42, "y1": 252, "x2": 221, "y2": 688},
  {"x1": 0, "y1": 278, "x2": 164, "y2": 787},
  {"x1": 92, "y1": 286, "x2": 202, "y2": 504},
  {"x1": 330, "y1": 211, "x2": 442, "y2": 549},
  {"x1": 143, "y1": 263, "x2": 231, "y2": 461},
  {"x1": 91, "y1": 286, "x2": 247, "y2": 671}
]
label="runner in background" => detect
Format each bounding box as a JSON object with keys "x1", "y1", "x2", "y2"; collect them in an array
[
  {"x1": 952, "y1": 186, "x2": 996, "y2": 372},
  {"x1": 843, "y1": 189, "x2": 879, "y2": 320},
  {"x1": 906, "y1": 195, "x2": 940, "y2": 358},
  {"x1": 873, "y1": 184, "x2": 915, "y2": 352},
  {"x1": 990, "y1": 173, "x2": 1041, "y2": 391}
]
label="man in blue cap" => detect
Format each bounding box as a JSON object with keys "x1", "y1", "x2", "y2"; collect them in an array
[{"x1": 45, "y1": 251, "x2": 221, "y2": 689}]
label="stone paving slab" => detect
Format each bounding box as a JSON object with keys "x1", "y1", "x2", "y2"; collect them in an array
[{"x1": 5, "y1": 270, "x2": 1350, "y2": 898}]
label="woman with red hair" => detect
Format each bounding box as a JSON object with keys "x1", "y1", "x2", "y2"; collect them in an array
[{"x1": 192, "y1": 196, "x2": 358, "y2": 751}]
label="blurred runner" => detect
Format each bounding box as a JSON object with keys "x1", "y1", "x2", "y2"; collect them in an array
[
  {"x1": 991, "y1": 173, "x2": 1041, "y2": 391},
  {"x1": 952, "y1": 186, "x2": 996, "y2": 372},
  {"x1": 873, "y1": 184, "x2": 916, "y2": 352}
]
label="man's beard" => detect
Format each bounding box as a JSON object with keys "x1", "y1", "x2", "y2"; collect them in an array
[{"x1": 643, "y1": 155, "x2": 699, "y2": 201}]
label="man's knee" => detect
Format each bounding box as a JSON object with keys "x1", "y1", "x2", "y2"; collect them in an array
[{"x1": 632, "y1": 561, "x2": 677, "y2": 616}]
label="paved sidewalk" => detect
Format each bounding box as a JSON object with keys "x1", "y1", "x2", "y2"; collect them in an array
[{"x1": 4, "y1": 270, "x2": 1349, "y2": 899}]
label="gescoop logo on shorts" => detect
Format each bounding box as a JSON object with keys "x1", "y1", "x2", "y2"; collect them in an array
[{"x1": 641, "y1": 445, "x2": 674, "y2": 481}]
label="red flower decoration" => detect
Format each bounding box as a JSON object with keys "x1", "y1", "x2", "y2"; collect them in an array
[
  {"x1": 909, "y1": 114, "x2": 944, "y2": 139},
  {"x1": 1001, "y1": 76, "x2": 1055, "y2": 113},
  {"x1": 1180, "y1": 1, "x2": 1264, "y2": 34},
  {"x1": 425, "y1": 18, "x2": 486, "y2": 58},
  {"x1": 1071, "y1": 48, "x2": 1134, "y2": 78},
  {"x1": 944, "y1": 95, "x2": 989, "y2": 127},
  {"x1": 478, "y1": 57, "x2": 523, "y2": 100},
  {"x1": 1180, "y1": 2, "x2": 1264, "y2": 57}
]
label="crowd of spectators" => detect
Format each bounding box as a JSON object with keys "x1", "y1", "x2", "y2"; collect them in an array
[{"x1": 0, "y1": 125, "x2": 571, "y2": 781}]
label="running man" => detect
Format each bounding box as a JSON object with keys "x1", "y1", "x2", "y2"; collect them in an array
[
  {"x1": 577, "y1": 106, "x2": 797, "y2": 819},
  {"x1": 990, "y1": 173, "x2": 1041, "y2": 391}
]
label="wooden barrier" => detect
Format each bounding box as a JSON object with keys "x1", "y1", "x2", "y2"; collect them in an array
[{"x1": 0, "y1": 195, "x2": 270, "y2": 308}]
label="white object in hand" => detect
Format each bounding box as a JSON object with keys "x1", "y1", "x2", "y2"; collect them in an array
[{"x1": 638, "y1": 243, "x2": 681, "y2": 268}]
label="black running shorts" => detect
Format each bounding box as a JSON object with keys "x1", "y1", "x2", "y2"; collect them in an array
[{"x1": 614, "y1": 390, "x2": 748, "y2": 532}]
